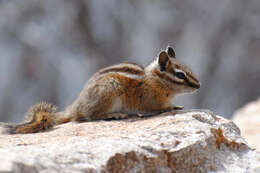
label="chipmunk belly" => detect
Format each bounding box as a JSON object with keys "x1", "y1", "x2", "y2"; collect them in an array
[{"x1": 109, "y1": 97, "x2": 123, "y2": 113}]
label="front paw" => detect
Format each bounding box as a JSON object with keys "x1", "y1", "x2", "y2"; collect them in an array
[
  {"x1": 160, "y1": 106, "x2": 176, "y2": 113},
  {"x1": 173, "y1": 105, "x2": 184, "y2": 110}
]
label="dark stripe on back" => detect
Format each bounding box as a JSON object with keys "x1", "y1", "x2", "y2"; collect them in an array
[
  {"x1": 121, "y1": 62, "x2": 144, "y2": 69},
  {"x1": 99, "y1": 66, "x2": 145, "y2": 75}
]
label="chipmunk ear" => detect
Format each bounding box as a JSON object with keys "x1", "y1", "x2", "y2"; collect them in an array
[
  {"x1": 158, "y1": 51, "x2": 169, "y2": 72},
  {"x1": 167, "y1": 46, "x2": 176, "y2": 58}
]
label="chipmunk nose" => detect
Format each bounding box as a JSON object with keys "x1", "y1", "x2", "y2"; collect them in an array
[
  {"x1": 186, "y1": 80, "x2": 200, "y2": 89},
  {"x1": 196, "y1": 83, "x2": 201, "y2": 89},
  {"x1": 192, "y1": 82, "x2": 200, "y2": 89}
]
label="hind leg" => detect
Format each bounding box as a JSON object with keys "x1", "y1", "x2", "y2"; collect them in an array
[
  {"x1": 74, "y1": 100, "x2": 115, "y2": 122},
  {"x1": 75, "y1": 105, "x2": 128, "y2": 122},
  {"x1": 74, "y1": 86, "x2": 126, "y2": 122}
]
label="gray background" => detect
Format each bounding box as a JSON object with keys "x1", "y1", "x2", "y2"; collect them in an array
[{"x1": 0, "y1": 0, "x2": 260, "y2": 122}]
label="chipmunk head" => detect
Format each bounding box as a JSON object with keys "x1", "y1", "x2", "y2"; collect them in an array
[{"x1": 147, "y1": 46, "x2": 200, "y2": 94}]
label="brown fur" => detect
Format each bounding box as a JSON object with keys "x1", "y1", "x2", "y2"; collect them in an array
[
  {"x1": 14, "y1": 112, "x2": 54, "y2": 134},
  {"x1": 11, "y1": 103, "x2": 56, "y2": 134},
  {"x1": 1, "y1": 46, "x2": 200, "y2": 134}
]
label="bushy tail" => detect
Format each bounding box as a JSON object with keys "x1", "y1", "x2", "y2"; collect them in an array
[{"x1": 0, "y1": 102, "x2": 70, "y2": 134}]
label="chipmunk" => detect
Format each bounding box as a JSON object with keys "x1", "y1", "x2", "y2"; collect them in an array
[{"x1": 0, "y1": 46, "x2": 200, "y2": 134}]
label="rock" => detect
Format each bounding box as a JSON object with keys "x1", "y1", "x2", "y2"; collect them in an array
[
  {"x1": 0, "y1": 110, "x2": 259, "y2": 173},
  {"x1": 233, "y1": 99, "x2": 260, "y2": 151}
]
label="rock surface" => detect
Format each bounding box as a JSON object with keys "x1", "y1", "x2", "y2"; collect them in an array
[
  {"x1": 233, "y1": 99, "x2": 260, "y2": 151},
  {"x1": 0, "y1": 110, "x2": 260, "y2": 173}
]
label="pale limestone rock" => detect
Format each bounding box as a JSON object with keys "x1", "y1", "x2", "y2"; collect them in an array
[
  {"x1": 0, "y1": 110, "x2": 259, "y2": 173},
  {"x1": 233, "y1": 99, "x2": 260, "y2": 151}
]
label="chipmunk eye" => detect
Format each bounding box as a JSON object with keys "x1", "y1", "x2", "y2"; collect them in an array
[{"x1": 175, "y1": 72, "x2": 186, "y2": 79}]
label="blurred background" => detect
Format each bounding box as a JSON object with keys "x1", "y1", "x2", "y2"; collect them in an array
[{"x1": 0, "y1": 0, "x2": 260, "y2": 123}]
